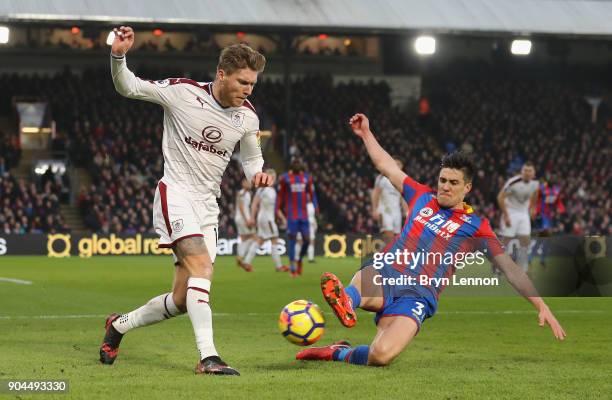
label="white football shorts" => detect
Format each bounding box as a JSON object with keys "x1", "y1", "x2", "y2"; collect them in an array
[
  {"x1": 257, "y1": 217, "x2": 279, "y2": 240},
  {"x1": 153, "y1": 180, "x2": 219, "y2": 262},
  {"x1": 499, "y1": 210, "x2": 531, "y2": 237},
  {"x1": 380, "y1": 211, "x2": 402, "y2": 234},
  {"x1": 235, "y1": 216, "x2": 255, "y2": 236}
]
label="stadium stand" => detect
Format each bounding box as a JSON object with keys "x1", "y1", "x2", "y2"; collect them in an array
[
  {"x1": 0, "y1": 124, "x2": 69, "y2": 234},
  {"x1": 0, "y1": 171, "x2": 69, "y2": 234},
  {"x1": 0, "y1": 67, "x2": 609, "y2": 236}
]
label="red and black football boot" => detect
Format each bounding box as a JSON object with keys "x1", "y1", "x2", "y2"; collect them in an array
[
  {"x1": 295, "y1": 340, "x2": 351, "y2": 361},
  {"x1": 195, "y1": 356, "x2": 240, "y2": 376},
  {"x1": 320, "y1": 272, "x2": 357, "y2": 328},
  {"x1": 99, "y1": 313, "x2": 124, "y2": 365}
]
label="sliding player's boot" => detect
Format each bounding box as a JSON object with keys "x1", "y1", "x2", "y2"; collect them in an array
[
  {"x1": 296, "y1": 340, "x2": 351, "y2": 361},
  {"x1": 196, "y1": 356, "x2": 240, "y2": 376},
  {"x1": 321, "y1": 272, "x2": 356, "y2": 328},
  {"x1": 99, "y1": 313, "x2": 123, "y2": 364}
]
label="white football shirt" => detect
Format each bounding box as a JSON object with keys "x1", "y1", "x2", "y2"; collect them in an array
[
  {"x1": 502, "y1": 175, "x2": 539, "y2": 213},
  {"x1": 111, "y1": 55, "x2": 264, "y2": 200},
  {"x1": 375, "y1": 175, "x2": 402, "y2": 214},
  {"x1": 255, "y1": 187, "x2": 276, "y2": 221},
  {"x1": 235, "y1": 189, "x2": 252, "y2": 220}
]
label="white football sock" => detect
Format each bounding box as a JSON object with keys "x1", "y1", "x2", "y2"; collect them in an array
[
  {"x1": 517, "y1": 246, "x2": 529, "y2": 272},
  {"x1": 187, "y1": 277, "x2": 218, "y2": 360},
  {"x1": 237, "y1": 239, "x2": 248, "y2": 258},
  {"x1": 271, "y1": 242, "x2": 282, "y2": 268},
  {"x1": 112, "y1": 292, "x2": 181, "y2": 334},
  {"x1": 308, "y1": 241, "x2": 315, "y2": 261},
  {"x1": 295, "y1": 242, "x2": 301, "y2": 260},
  {"x1": 244, "y1": 241, "x2": 259, "y2": 264}
]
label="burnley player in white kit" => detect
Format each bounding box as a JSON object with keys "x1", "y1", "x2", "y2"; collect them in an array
[
  {"x1": 497, "y1": 162, "x2": 539, "y2": 272},
  {"x1": 99, "y1": 26, "x2": 273, "y2": 376},
  {"x1": 243, "y1": 169, "x2": 288, "y2": 271},
  {"x1": 371, "y1": 159, "x2": 408, "y2": 242},
  {"x1": 235, "y1": 178, "x2": 256, "y2": 272}
]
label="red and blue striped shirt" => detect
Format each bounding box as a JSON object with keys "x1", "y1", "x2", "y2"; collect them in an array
[
  {"x1": 383, "y1": 176, "x2": 504, "y2": 303},
  {"x1": 275, "y1": 171, "x2": 318, "y2": 221},
  {"x1": 536, "y1": 183, "x2": 564, "y2": 218}
]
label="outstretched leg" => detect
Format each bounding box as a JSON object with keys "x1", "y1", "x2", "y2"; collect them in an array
[
  {"x1": 325, "y1": 316, "x2": 418, "y2": 366},
  {"x1": 366, "y1": 316, "x2": 418, "y2": 366},
  {"x1": 99, "y1": 260, "x2": 187, "y2": 365},
  {"x1": 298, "y1": 275, "x2": 418, "y2": 367}
]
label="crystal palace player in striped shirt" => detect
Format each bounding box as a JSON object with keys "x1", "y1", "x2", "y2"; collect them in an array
[
  {"x1": 275, "y1": 157, "x2": 318, "y2": 276},
  {"x1": 531, "y1": 178, "x2": 565, "y2": 266},
  {"x1": 297, "y1": 114, "x2": 566, "y2": 367}
]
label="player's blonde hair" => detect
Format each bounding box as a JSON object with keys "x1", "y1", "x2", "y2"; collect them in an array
[
  {"x1": 218, "y1": 44, "x2": 266, "y2": 75},
  {"x1": 265, "y1": 168, "x2": 277, "y2": 178}
]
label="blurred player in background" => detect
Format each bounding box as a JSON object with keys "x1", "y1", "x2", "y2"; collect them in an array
[
  {"x1": 496, "y1": 163, "x2": 539, "y2": 272},
  {"x1": 371, "y1": 160, "x2": 408, "y2": 243},
  {"x1": 295, "y1": 201, "x2": 317, "y2": 263},
  {"x1": 243, "y1": 168, "x2": 289, "y2": 271},
  {"x1": 297, "y1": 114, "x2": 565, "y2": 367},
  {"x1": 99, "y1": 26, "x2": 272, "y2": 376},
  {"x1": 276, "y1": 157, "x2": 318, "y2": 276},
  {"x1": 530, "y1": 176, "x2": 565, "y2": 267},
  {"x1": 235, "y1": 178, "x2": 256, "y2": 272}
]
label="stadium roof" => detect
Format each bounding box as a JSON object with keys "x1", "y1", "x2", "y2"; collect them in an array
[{"x1": 1, "y1": 0, "x2": 612, "y2": 36}]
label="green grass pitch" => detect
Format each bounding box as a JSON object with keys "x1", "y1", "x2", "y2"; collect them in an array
[{"x1": 1, "y1": 256, "x2": 611, "y2": 399}]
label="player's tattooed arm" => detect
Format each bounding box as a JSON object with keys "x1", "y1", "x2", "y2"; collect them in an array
[{"x1": 349, "y1": 113, "x2": 407, "y2": 192}]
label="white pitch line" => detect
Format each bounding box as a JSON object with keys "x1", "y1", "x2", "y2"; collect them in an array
[
  {"x1": 0, "y1": 277, "x2": 33, "y2": 285},
  {"x1": 0, "y1": 310, "x2": 606, "y2": 320}
]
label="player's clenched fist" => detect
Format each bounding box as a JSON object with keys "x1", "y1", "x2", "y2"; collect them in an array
[
  {"x1": 252, "y1": 172, "x2": 273, "y2": 188},
  {"x1": 111, "y1": 26, "x2": 135, "y2": 57},
  {"x1": 349, "y1": 113, "x2": 371, "y2": 138}
]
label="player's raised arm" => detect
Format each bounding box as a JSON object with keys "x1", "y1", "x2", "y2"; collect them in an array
[
  {"x1": 349, "y1": 114, "x2": 407, "y2": 192},
  {"x1": 109, "y1": 26, "x2": 178, "y2": 106}
]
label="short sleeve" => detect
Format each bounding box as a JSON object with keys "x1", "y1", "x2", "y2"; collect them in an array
[
  {"x1": 402, "y1": 176, "x2": 432, "y2": 205},
  {"x1": 475, "y1": 218, "x2": 505, "y2": 259}
]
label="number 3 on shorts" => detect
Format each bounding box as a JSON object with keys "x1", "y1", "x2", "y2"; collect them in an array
[{"x1": 411, "y1": 301, "x2": 425, "y2": 320}]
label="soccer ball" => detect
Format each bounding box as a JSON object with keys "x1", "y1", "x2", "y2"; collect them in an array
[{"x1": 278, "y1": 300, "x2": 325, "y2": 346}]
